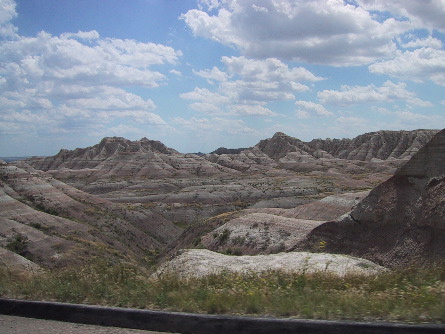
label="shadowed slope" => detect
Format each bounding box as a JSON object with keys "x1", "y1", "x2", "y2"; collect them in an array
[{"x1": 299, "y1": 129, "x2": 445, "y2": 267}]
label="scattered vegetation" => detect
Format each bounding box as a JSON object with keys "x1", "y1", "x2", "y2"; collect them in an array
[
  {"x1": 35, "y1": 202, "x2": 59, "y2": 216},
  {"x1": 218, "y1": 228, "x2": 231, "y2": 243},
  {"x1": 222, "y1": 248, "x2": 243, "y2": 256},
  {"x1": 1, "y1": 259, "x2": 444, "y2": 324},
  {"x1": 5, "y1": 233, "x2": 29, "y2": 258},
  {"x1": 29, "y1": 222, "x2": 51, "y2": 232}
]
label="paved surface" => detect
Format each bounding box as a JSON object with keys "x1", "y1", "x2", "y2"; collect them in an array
[{"x1": 0, "y1": 315, "x2": 178, "y2": 334}]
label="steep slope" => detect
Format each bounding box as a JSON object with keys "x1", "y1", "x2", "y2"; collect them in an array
[
  {"x1": 197, "y1": 192, "x2": 368, "y2": 255},
  {"x1": 307, "y1": 129, "x2": 438, "y2": 161},
  {"x1": 208, "y1": 130, "x2": 437, "y2": 174},
  {"x1": 16, "y1": 130, "x2": 438, "y2": 238},
  {"x1": 158, "y1": 191, "x2": 369, "y2": 262},
  {"x1": 23, "y1": 130, "x2": 438, "y2": 184},
  {"x1": 256, "y1": 132, "x2": 313, "y2": 160},
  {"x1": 253, "y1": 130, "x2": 438, "y2": 162},
  {"x1": 0, "y1": 162, "x2": 181, "y2": 269},
  {"x1": 23, "y1": 137, "x2": 239, "y2": 181},
  {"x1": 299, "y1": 128, "x2": 445, "y2": 267}
]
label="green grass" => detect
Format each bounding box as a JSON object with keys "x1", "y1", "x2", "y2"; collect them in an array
[{"x1": 1, "y1": 259, "x2": 444, "y2": 323}]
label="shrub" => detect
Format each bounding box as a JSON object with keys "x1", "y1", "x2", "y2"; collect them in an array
[
  {"x1": 5, "y1": 233, "x2": 29, "y2": 257},
  {"x1": 218, "y1": 229, "x2": 231, "y2": 243}
]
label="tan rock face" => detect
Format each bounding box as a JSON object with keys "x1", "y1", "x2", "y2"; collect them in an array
[
  {"x1": 301, "y1": 129, "x2": 445, "y2": 268},
  {"x1": 154, "y1": 249, "x2": 387, "y2": 279}
]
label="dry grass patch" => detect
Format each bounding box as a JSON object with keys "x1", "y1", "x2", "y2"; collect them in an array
[{"x1": 1, "y1": 259, "x2": 444, "y2": 323}]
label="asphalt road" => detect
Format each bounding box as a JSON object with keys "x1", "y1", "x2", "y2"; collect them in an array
[{"x1": 0, "y1": 314, "x2": 178, "y2": 334}]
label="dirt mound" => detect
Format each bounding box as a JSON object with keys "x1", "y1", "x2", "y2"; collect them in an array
[{"x1": 154, "y1": 249, "x2": 386, "y2": 278}]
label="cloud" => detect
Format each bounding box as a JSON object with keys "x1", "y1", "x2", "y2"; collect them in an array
[
  {"x1": 386, "y1": 110, "x2": 445, "y2": 131},
  {"x1": 182, "y1": 56, "x2": 321, "y2": 115},
  {"x1": 0, "y1": 4, "x2": 181, "y2": 140},
  {"x1": 194, "y1": 66, "x2": 230, "y2": 82},
  {"x1": 399, "y1": 35, "x2": 443, "y2": 49},
  {"x1": 189, "y1": 102, "x2": 221, "y2": 113},
  {"x1": 174, "y1": 116, "x2": 255, "y2": 135},
  {"x1": 180, "y1": 87, "x2": 230, "y2": 104},
  {"x1": 198, "y1": 0, "x2": 223, "y2": 12},
  {"x1": 221, "y1": 56, "x2": 323, "y2": 82},
  {"x1": 394, "y1": 110, "x2": 429, "y2": 122},
  {"x1": 318, "y1": 81, "x2": 428, "y2": 106},
  {"x1": 0, "y1": 0, "x2": 17, "y2": 38},
  {"x1": 369, "y1": 48, "x2": 445, "y2": 86},
  {"x1": 357, "y1": 0, "x2": 445, "y2": 32},
  {"x1": 181, "y1": 0, "x2": 412, "y2": 66},
  {"x1": 169, "y1": 69, "x2": 182, "y2": 76},
  {"x1": 65, "y1": 87, "x2": 157, "y2": 112},
  {"x1": 406, "y1": 97, "x2": 433, "y2": 108},
  {"x1": 229, "y1": 105, "x2": 276, "y2": 116},
  {"x1": 295, "y1": 100, "x2": 333, "y2": 117},
  {"x1": 107, "y1": 124, "x2": 148, "y2": 138},
  {"x1": 61, "y1": 30, "x2": 100, "y2": 41}
]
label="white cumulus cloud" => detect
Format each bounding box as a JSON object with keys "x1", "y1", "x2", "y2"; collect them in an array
[
  {"x1": 295, "y1": 100, "x2": 333, "y2": 117},
  {"x1": 0, "y1": 3, "x2": 181, "y2": 140},
  {"x1": 357, "y1": 0, "x2": 445, "y2": 32},
  {"x1": 0, "y1": 0, "x2": 17, "y2": 38},
  {"x1": 182, "y1": 56, "x2": 322, "y2": 116},
  {"x1": 369, "y1": 48, "x2": 445, "y2": 86},
  {"x1": 318, "y1": 81, "x2": 426, "y2": 106},
  {"x1": 181, "y1": 0, "x2": 412, "y2": 66}
]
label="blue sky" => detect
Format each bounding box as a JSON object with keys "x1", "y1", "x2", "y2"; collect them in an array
[{"x1": 1, "y1": 0, "x2": 444, "y2": 156}]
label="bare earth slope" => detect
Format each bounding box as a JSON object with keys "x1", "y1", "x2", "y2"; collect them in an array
[
  {"x1": 159, "y1": 191, "x2": 369, "y2": 263},
  {"x1": 17, "y1": 130, "x2": 436, "y2": 230},
  {"x1": 5, "y1": 129, "x2": 440, "y2": 271},
  {"x1": 0, "y1": 162, "x2": 180, "y2": 269},
  {"x1": 299, "y1": 128, "x2": 445, "y2": 268}
]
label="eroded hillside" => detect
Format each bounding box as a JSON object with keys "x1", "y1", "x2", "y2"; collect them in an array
[
  {"x1": 0, "y1": 162, "x2": 180, "y2": 270},
  {"x1": 3, "y1": 129, "x2": 441, "y2": 271}
]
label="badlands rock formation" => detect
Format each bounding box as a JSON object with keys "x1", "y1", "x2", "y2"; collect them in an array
[
  {"x1": 23, "y1": 130, "x2": 437, "y2": 182},
  {"x1": 307, "y1": 129, "x2": 436, "y2": 161},
  {"x1": 300, "y1": 128, "x2": 445, "y2": 268},
  {"x1": 0, "y1": 163, "x2": 180, "y2": 269},
  {"x1": 4, "y1": 128, "x2": 441, "y2": 271},
  {"x1": 198, "y1": 192, "x2": 369, "y2": 255},
  {"x1": 159, "y1": 191, "x2": 369, "y2": 263},
  {"x1": 155, "y1": 249, "x2": 386, "y2": 279},
  {"x1": 17, "y1": 130, "x2": 435, "y2": 229}
]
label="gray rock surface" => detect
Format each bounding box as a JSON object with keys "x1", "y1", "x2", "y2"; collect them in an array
[
  {"x1": 300, "y1": 129, "x2": 445, "y2": 267},
  {"x1": 154, "y1": 249, "x2": 386, "y2": 278}
]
